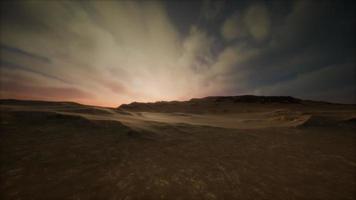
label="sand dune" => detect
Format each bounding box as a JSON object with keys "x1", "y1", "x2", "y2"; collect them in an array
[{"x1": 1, "y1": 97, "x2": 355, "y2": 199}]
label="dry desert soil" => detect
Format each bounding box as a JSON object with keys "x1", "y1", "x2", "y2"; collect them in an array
[{"x1": 0, "y1": 96, "x2": 355, "y2": 200}]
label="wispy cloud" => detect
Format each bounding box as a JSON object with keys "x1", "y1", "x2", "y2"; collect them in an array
[
  {"x1": 1, "y1": 1, "x2": 221, "y2": 106},
  {"x1": 0, "y1": 0, "x2": 355, "y2": 105}
]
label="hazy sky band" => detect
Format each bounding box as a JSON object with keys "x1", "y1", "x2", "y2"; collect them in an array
[{"x1": 0, "y1": 0, "x2": 355, "y2": 106}]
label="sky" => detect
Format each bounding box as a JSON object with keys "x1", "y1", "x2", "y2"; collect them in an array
[{"x1": 0, "y1": 0, "x2": 355, "y2": 107}]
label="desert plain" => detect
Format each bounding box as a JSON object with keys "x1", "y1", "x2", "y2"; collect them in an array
[{"x1": 0, "y1": 96, "x2": 355, "y2": 199}]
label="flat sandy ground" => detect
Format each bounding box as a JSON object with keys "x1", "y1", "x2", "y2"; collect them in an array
[{"x1": 0, "y1": 99, "x2": 355, "y2": 199}]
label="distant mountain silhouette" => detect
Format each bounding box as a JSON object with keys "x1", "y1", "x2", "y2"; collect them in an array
[
  {"x1": 195, "y1": 95, "x2": 302, "y2": 103},
  {"x1": 118, "y1": 95, "x2": 334, "y2": 113},
  {"x1": 0, "y1": 99, "x2": 81, "y2": 106}
]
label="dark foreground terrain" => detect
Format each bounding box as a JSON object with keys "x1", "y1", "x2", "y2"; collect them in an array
[{"x1": 0, "y1": 97, "x2": 355, "y2": 199}]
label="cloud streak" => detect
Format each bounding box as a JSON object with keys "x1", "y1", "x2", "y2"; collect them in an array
[
  {"x1": 1, "y1": 0, "x2": 355, "y2": 106},
  {"x1": 1, "y1": 1, "x2": 219, "y2": 106}
]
